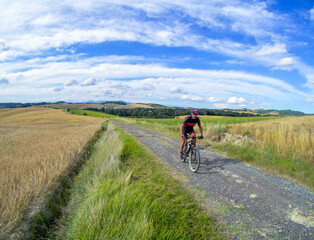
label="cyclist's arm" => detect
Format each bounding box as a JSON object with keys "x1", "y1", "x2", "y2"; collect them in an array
[
  {"x1": 199, "y1": 125, "x2": 203, "y2": 137},
  {"x1": 198, "y1": 119, "x2": 203, "y2": 137},
  {"x1": 180, "y1": 124, "x2": 185, "y2": 136}
]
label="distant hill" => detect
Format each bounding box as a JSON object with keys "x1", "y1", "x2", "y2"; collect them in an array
[
  {"x1": 0, "y1": 101, "x2": 65, "y2": 108},
  {"x1": 224, "y1": 108, "x2": 307, "y2": 116},
  {"x1": 0, "y1": 101, "x2": 309, "y2": 118},
  {"x1": 250, "y1": 109, "x2": 306, "y2": 116}
]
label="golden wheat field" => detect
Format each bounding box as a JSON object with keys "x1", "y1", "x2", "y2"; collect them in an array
[
  {"x1": 0, "y1": 107, "x2": 104, "y2": 233},
  {"x1": 228, "y1": 116, "x2": 314, "y2": 164}
]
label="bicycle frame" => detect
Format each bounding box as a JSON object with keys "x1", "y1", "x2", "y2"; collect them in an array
[
  {"x1": 183, "y1": 136, "x2": 199, "y2": 154},
  {"x1": 181, "y1": 136, "x2": 201, "y2": 172}
]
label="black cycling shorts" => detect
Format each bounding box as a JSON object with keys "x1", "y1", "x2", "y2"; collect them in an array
[{"x1": 182, "y1": 127, "x2": 196, "y2": 140}]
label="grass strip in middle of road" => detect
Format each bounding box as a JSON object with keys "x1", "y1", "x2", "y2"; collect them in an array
[{"x1": 58, "y1": 124, "x2": 223, "y2": 239}]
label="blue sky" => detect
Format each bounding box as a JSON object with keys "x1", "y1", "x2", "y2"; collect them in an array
[{"x1": 0, "y1": 0, "x2": 313, "y2": 113}]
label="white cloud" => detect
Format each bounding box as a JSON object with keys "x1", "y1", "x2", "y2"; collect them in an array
[
  {"x1": 207, "y1": 97, "x2": 222, "y2": 103},
  {"x1": 214, "y1": 103, "x2": 229, "y2": 109},
  {"x1": 54, "y1": 86, "x2": 63, "y2": 92},
  {"x1": 306, "y1": 96, "x2": 314, "y2": 103},
  {"x1": 64, "y1": 79, "x2": 78, "y2": 86},
  {"x1": 101, "y1": 89, "x2": 119, "y2": 98},
  {"x1": 0, "y1": 0, "x2": 288, "y2": 63},
  {"x1": 211, "y1": 96, "x2": 247, "y2": 109},
  {"x1": 310, "y1": 7, "x2": 314, "y2": 21},
  {"x1": 0, "y1": 1, "x2": 312, "y2": 111},
  {"x1": 274, "y1": 57, "x2": 296, "y2": 71},
  {"x1": 0, "y1": 55, "x2": 307, "y2": 103},
  {"x1": 181, "y1": 95, "x2": 204, "y2": 102},
  {"x1": 181, "y1": 95, "x2": 189, "y2": 101},
  {"x1": 0, "y1": 41, "x2": 9, "y2": 51},
  {"x1": 0, "y1": 0, "x2": 311, "y2": 92},
  {"x1": 81, "y1": 78, "x2": 97, "y2": 86},
  {"x1": 277, "y1": 57, "x2": 296, "y2": 66},
  {"x1": 170, "y1": 87, "x2": 186, "y2": 94},
  {"x1": 255, "y1": 44, "x2": 287, "y2": 56},
  {"x1": 227, "y1": 96, "x2": 246, "y2": 104},
  {"x1": 191, "y1": 96, "x2": 204, "y2": 102}
]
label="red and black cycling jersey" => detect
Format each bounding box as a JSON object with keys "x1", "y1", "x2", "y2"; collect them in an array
[{"x1": 182, "y1": 115, "x2": 201, "y2": 130}]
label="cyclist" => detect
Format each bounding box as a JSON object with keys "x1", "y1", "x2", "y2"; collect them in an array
[{"x1": 180, "y1": 108, "x2": 203, "y2": 159}]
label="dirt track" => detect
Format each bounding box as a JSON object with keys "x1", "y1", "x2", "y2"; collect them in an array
[{"x1": 113, "y1": 121, "x2": 313, "y2": 239}]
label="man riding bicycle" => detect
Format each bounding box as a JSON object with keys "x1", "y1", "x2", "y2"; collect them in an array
[{"x1": 180, "y1": 108, "x2": 203, "y2": 159}]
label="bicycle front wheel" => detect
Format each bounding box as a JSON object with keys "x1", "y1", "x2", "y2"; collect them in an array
[{"x1": 189, "y1": 147, "x2": 200, "y2": 172}]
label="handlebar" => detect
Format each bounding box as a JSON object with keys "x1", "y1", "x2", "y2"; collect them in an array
[{"x1": 185, "y1": 136, "x2": 203, "y2": 139}]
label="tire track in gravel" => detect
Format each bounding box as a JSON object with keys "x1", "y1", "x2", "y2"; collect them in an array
[{"x1": 113, "y1": 121, "x2": 313, "y2": 239}]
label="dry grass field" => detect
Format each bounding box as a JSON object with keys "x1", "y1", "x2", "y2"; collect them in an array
[
  {"x1": 228, "y1": 116, "x2": 314, "y2": 164},
  {"x1": 0, "y1": 107, "x2": 104, "y2": 234}
]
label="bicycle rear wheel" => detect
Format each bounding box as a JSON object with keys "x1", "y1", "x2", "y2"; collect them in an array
[{"x1": 189, "y1": 147, "x2": 200, "y2": 172}]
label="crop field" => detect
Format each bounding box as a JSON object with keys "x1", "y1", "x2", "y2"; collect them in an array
[
  {"x1": 224, "y1": 116, "x2": 314, "y2": 189},
  {"x1": 0, "y1": 107, "x2": 104, "y2": 235},
  {"x1": 228, "y1": 116, "x2": 313, "y2": 165}
]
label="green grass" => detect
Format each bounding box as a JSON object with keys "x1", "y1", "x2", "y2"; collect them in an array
[
  {"x1": 57, "y1": 124, "x2": 223, "y2": 240},
  {"x1": 67, "y1": 108, "x2": 118, "y2": 118},
  {"x1": 116, "y1": 116, "x2": 279, "y2": 138},
  {"x1": 64, "y1": 108, "x2": 278, "y2": 136}
]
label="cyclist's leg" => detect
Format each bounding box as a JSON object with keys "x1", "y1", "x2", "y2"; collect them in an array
[
  {"x1": 180, "y1": 128, "x2": 187, "y2": 157},
  {"x1": 190, "y1": 129, "x2": 196, "y2": 146}
]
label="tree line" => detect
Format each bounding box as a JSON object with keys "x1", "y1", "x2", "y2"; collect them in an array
[{"x1": 84, "y1": 107, "x2": 264, "y2": 118}]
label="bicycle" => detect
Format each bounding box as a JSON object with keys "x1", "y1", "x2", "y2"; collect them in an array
[{"x1": 181, "y1": 136, "x2": 202, "y2": 172}]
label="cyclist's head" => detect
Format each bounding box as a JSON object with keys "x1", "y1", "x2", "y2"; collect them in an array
[{"x1": 191, "y1": 108, "x2": 199, "y2": 117}]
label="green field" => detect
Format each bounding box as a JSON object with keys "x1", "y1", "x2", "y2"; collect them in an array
[
  {"x1": 115, "y1": 116, "x2": 279, "y2": 137},
  {"x1": 68, "y1": 108, "x2": 278, "y2": 137}
]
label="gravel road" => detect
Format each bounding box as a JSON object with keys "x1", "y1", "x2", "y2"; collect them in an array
[{"x1": 113, "y1": 121, "x2": 313, "y2": 239}]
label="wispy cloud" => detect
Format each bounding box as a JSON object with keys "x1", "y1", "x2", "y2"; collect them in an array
[
  {"x1": 273, "y1": 57, "x2": 297, "y2": 71},
  {"x1": 81, "y1": 78, "x2": 97, "y2": 86},
  {"x1": 54, "y1": 86, "x2": 63, "y2": 92},
  {"x1": 0, "y1": 1, "x2": 305, "y2": 69},
  {"x1": 0, "y1": 0, "x2": 313, "y2": 112},
  {"x1": 0, "y1": 1, "x2": 287, "y2": 59},
  {"x1": 207, "y1": 97, "x2": 222, "y2": 103},
  {"x1": 255, "y1": 44, "x2": 287, "y2": 56},
  {"x1": 227, "y1": 96, "x2": 246, "y2": 104},
  {"x1": 64, "y1": 79, "x2": 78, "y2": 86},
  {"x1": 310, "y1": 7, "x2": 314, "y2": 21},
  {"x1": 0, "y1": 55, "x2": 308, "y2": 109}
]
